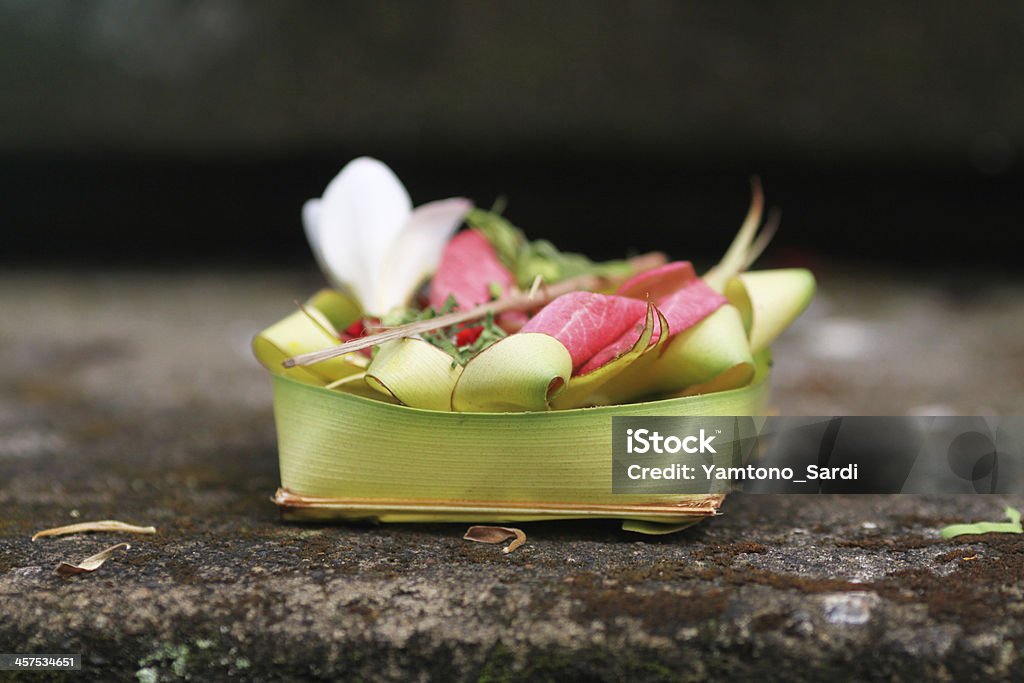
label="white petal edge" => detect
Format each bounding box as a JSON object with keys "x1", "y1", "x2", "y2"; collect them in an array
[
  {"x1": 317, "y1": 157, "x2": 412, "y2": 313},
  {"x1": 373, "y1": 198, "x2": 473, "y2": 314},
  {"x1": 302, "y1": 198, "x2": 331, "y2": 278}
]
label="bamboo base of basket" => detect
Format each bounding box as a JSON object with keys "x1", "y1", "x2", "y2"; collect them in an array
[{"x1": 273, "y1": 488, "x2": 724, "y2": 525}]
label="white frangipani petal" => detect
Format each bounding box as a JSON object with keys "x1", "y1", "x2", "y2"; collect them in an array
[
  {"x1": 302, "y1": 198, "x2": 322, "y2": 250},
  {"x1": 301, "y1": 198, "x2": 333, "y2": 278},
  {"x1": 374, "y1": 198, "x2": 473, "y2": 313},
  {"x1": 317, "y1": 157, "x2": 412, "y2": 310},
  {"x1": 303, "y1": 157, "x2": 472, "y2": 316}
]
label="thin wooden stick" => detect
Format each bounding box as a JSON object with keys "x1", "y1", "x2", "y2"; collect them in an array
[{"x1": 282, "y1": 252, "x2": 666, "y2": 368}]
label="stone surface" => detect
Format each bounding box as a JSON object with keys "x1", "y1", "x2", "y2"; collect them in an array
[{"x1": 1, "y1": 269, "x2": 1023, "y2": 681}]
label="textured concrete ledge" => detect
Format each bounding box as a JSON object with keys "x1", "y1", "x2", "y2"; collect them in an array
[{"x1": 1, "y1": 270, "x2": 1022, "y2": 681}]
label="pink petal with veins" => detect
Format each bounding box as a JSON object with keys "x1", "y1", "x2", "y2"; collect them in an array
[
  {"x1": 520, "y1": 291, "x2": 648, "y2": 371},
  {"x1": 429, "y1": 231, "x2": 516, "y2": 310},
  {"x1": 577, "y1": 271, "x2": 727, "y2": 374},
  {"x1": 615, "y1": 261, "x2": 698, "y2": 301}
]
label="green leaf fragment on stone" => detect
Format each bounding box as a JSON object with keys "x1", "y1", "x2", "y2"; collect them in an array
[{"x1": 940, "y1": 507, "x2": 1022, "y2": 539}]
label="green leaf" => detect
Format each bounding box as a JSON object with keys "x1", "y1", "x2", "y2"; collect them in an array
[
  {"x1": 453, "y1": 312, "x2": 508, "y2": 362},
  {"x1": 307, "y1": 289, "x2": 363, "y2": 329},
  {"x1": 515, "y1": 239, "x2": 633, "y2": 289},
  {"x1": 466, "y1": 208, "x2": 634, "y2": 288},
  {"x1": 451, "y1": 333, "x2": 573, "y2": 412},
  {"x1": 464, "y1": 207, "x2": 525, "y2": 271},
  {"x1": 590, "y1": 304, "x2": 754, "y2": 404},
  {"x1": 380, "y1": 297, "x2": 507, "y2": 366},
  {"x1": 380, "y1": 295, "x2": 456, "y2": 328},
  {"x1": 365, "y1": 338, "x2": 463, "y2": 411},
  {"x1": 268, "y1": 353, "x2": 772, "y2": 526},
  {"x1": 725, "y1": 269, "x2": 816, "y2": 354},
  {"x1": 620, "y1": 520, "x2": 700, "y2": 535},
  {"x1": 704, "y1": 178, "x2": 764, "y2": 292},
  {"x1": 252, "y1": 289, "x2": 367, "y2": 384},
  {"x1": 940, "y1": 507, "x2": 1023, "y2": 539}
]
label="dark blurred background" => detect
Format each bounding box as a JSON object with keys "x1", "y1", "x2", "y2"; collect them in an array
[{"x1": 3, "y1": 1, "x2": 1023, "y2": 271}]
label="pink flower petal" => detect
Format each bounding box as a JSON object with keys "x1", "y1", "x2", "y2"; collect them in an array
[
  {"x1": 521, "y1": 292, "x2": 648, "y2": 371},
  {"x1": 656, "y1": 278, "x2": 728, "y2": 337},
  {"x1": 429, "y1": 231, "x2": 516, "y2": 310},
  {"x1": 578, "y1": 272, "x2": 727, "y2": 375},
  {"x1": 615, "y1": 261, "x2": 698, "y2": 301}
]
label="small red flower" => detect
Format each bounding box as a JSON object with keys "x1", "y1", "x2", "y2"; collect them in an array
[
  {"x1": 455, "y1": 325, "x2": 484, "y2": 347},
  {"x1": 342, "y1": 318, "x2": 380, "y2": 340},
  {"x1": 343, "y1": 319, "x2": 366, "y2": 338}
]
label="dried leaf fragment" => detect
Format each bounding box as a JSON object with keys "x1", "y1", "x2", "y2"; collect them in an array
[
  {"x1": 56, "y1": 542, "x2": 131, "y2": 576},
  {"x1": 32, "y1": 520, "x2": 157, "y2": 542},
  {"x1": 463, "y1": 525, "x2": 527, "y2": 554}
]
